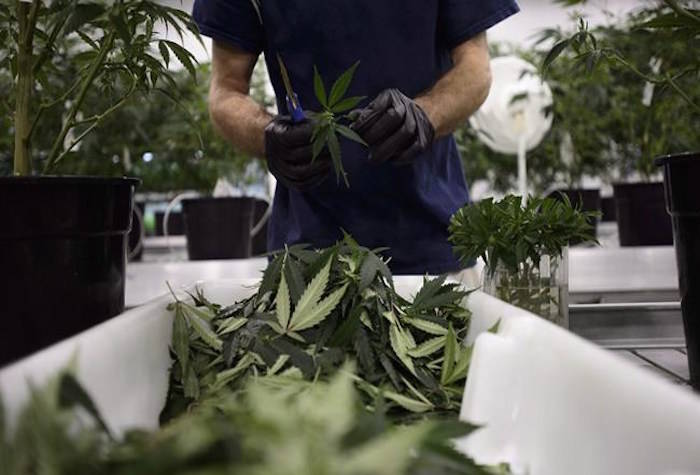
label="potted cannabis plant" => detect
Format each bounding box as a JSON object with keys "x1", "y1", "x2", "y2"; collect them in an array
[
  {"x1": 0, "y1": 0, "x2": 199, "y2": 365},
  {"x1": 449, "y1": 195, "x2": 597, "y2": 327},
  {"x1": 542, "y1": 5, "x2": 700, "y2": 246}
]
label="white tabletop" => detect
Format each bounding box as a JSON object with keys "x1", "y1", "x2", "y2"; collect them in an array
[
  {"x1": 125, "y1": 258, "x2": 267, "y2": 307},
  {"x1": 125, "y1": 246, "x2": 680, "y2": 307}
]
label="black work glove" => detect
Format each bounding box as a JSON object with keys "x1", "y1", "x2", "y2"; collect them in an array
[
  {"x1": 351, "y1": 89, "x2": 435, "y2": 165},
  {"x1": 264, "y1": 116, "x2": 331, "y2": 191}
]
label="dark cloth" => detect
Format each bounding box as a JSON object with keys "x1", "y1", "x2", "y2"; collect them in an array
[{"x1": 193, "y1": 0, "x2": 519, "y2": 274}]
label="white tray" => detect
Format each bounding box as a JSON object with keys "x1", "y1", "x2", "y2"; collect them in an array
[{"x1": 2, "y1": 278, "x2": 699, "y2": 475}]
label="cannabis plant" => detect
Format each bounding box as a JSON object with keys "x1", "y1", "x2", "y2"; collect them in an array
[
  {"x1": 2, "y1": 0, "x2": 199, "y2": 175},
  {"x1": 309, "y1": 62, "x2": 367, "y2": 186},
  {"x1": 449, "y1": 196, "x2": 597, "y2": 325}
]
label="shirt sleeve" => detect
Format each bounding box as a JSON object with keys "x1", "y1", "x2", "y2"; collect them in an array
[
  {"x1": 192, "y1": 0, "x2": 265, "y2": 54},
  {"x1": 439, "y1": 0, "x2": 520, "y2": 49}
]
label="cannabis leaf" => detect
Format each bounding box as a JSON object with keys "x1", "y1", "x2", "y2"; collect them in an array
[
  {"x1": 58, "y1": 373, "x2": 113, "y2": 439},
  {"x1": 288, "y1": 256, "x2": 332, "y2": 326},
  {"x1": 276, "y1": 272, "x2": 291, "y2": 330},
  {"x1": 310, "y1": 62, "x2": 367, "y2": 187},
  {"x1": 390, "y1": 324, "x2": 417, "y2": 376},
  {"x1": 440, "y1": 324, "x2": 474, "y2": 386},
  {"x1": 289, "y1": 284, "x2": 348, "y2": 332},
  {"x1": 408, "y1": 336, "x2": 447, "y2": 358}
]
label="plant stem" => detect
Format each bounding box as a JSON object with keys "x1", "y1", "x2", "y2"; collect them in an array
[
  {"x1": 665, "y1": 72, "x2": 700, "y2": 114},
  {"x1": 663, "y1": 0, "x2": 700, "y2": 25},
  {"x1": 52, "y1": 81, "x2": 136, "y2": 166},
  {"x1": 28, "y1": 77, "x2": 83, "y2": 143},
  {"x1": 13, "y1": 0, "x2": 41, "y2": 176},
  {"x1": 609, "y1": 51, "x2": 700, "y2": 114},
  {"x1": 44, "y1": 30, "x2": 116, "y2": 173}
]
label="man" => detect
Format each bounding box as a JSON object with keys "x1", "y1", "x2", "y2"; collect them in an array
[{"x1": 193, "y1": 0, "x2": 519, "y2": 274}]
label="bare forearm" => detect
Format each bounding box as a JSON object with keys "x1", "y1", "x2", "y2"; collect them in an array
[
  {"x1": 210, "y1": 91, "x2": 271, "y2": 157},
  {"x1": 416, "y1": 33, "x2": 492, "y2": 138},
  {"x1": 208, "y1": 41, "x2": 273, "y2": 158}
]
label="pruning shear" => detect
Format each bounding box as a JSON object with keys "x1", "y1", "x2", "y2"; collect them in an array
[{"x1": 277, "y1": 53, "x2": 305, "y2": 123}]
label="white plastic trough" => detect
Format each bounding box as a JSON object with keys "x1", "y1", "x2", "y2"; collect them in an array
[{"x1": 1, "y1": 278, "x2": 700, "y2": 475}]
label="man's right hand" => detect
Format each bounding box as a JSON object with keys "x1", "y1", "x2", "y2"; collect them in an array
[{"x1": 264, "y1": 116, "x2": 332, "y2": 191}]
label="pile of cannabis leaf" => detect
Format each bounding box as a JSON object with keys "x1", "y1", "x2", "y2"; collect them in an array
[
  {"x1": 1, "y1": 236, "x2": 509, "y2": 474},
  {"x1": 162, "y1": 235, "x2": 475, "y2": 423},
  {"x1": 2, "y1": 369, "x2": 501, "y2": 475},
  {"x1": 449, "y1": 195, "x2": 598, "y2": 276}
]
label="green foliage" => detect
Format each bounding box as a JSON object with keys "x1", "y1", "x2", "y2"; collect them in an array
[
  {"x1": 2, "y1": 368, "x2": 497, "y2": 475},
  {"x1": 163, "y1": 236, "x2": 474, "y2": 422},
  {"x1": 49, "y1": 62, "x2": 269, "y2": 192},
  {"x1": 539, "y1": 1, "x2": 700, "y2": 179},
  {"x1": 308, "y1": 63, "x2": 367, "y2": 187},
  {"x1": 2, "y1": 0, "x2": 200, "y2": 175},
  {"x1": 449, "y1": 195, "x2": 598, "y2": 275}
]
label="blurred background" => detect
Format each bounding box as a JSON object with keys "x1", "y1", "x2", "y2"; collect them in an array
[{"x1": 2, "y1": 0, "x2": 698, "y2": 268}]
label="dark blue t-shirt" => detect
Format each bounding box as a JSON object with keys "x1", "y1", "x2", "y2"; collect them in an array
[{"x1": 193, "y1": 0, "x2": 519, "y2": 274}]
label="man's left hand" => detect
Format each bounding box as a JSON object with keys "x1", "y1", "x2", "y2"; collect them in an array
[{"x1": 351, "y1": 89, "x2": 435, "y2": 165}]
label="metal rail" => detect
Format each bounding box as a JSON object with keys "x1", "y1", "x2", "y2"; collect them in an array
[{"x1": 570, "y1": 302, "x2": 684, "y2": 349}]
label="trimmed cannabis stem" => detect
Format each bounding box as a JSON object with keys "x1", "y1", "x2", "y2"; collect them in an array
[{"x1": 484, "y1": 255, "x2": 568, "y2": 326}]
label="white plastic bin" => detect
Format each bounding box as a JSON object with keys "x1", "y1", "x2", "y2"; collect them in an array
[{"x1": 1, "y1": 278, "x2": 699, "y2": 475}]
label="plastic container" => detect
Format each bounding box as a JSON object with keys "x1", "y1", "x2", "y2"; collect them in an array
[
  {"x1": 613, "y1": 182, "x2": 673, "y2": 246},
  {"x1": 2, "y1": 278, "x2": 700, "y2": 474},
  {"x1": 181, "y1": 197, "x2": 256, "y2": 260},
  {"x1": 656, "y1": 152, "x2": 700, "y2": 390},
  {"x1": 0, "y1": 176, "x2": 138, "y2": 366}
]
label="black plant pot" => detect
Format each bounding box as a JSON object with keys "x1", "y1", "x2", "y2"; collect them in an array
[
  {"x1": 0, "y1": 176, "x2": 138, "y2": 366},
  {"x1": 548, "y1": 188, "x2": 601, "y2": 240},
  {"x1": 656, "y1": 152, "x2": 700, "y2": 390},
  {"x1": 182, "y1": 197, "x2": 256, "y2": 260},
  {"x1": 601, "y1": 196, "x2": 617, "y2": 222},
  {"x1": 613, "y1": 182, "x2": 673, "y2": 246},
  {"x1": 155, "y1": 210, "x2": 185, "y2": 236},
  {"x1": 251, "y1": 199, "x2": 269, "y2": 256}
]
